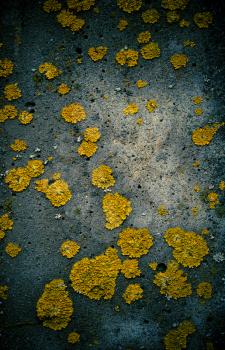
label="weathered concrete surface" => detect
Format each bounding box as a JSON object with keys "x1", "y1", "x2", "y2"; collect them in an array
[{"x1": 0, "y1": 0, "x2": 225, "y2": 349}]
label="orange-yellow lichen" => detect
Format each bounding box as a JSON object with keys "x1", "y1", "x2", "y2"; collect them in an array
[
  {"x1": 117, "y1": 18, "x2": 128, "y2": 31},
  {"x1": 191, "y1": 207, "x2": 199, "y2": 217},
  {"x1": 0, "y1": 285, "x2": 9, "y2": 300},
  {"x1": 193, "y1": 12, "x2": 213, "y2": 29},
  {"x1": 88, "y1": 46, "x2": 108, "y2": 61},
  {"x1": 35, "y1": 178, "x2": 49, "y2": 193},
  {"x1": 153, "y1": 261, "x2": 192, "y2": 299},
  {"x1": 194, "y1": 108, "x2": 203, "y2": 116},
  {"x1": 207, "y1": 192, "x2": 219, "y2": 209},
  {"x1": 118, "y1": 227, "x2": 153, "y2": 258},
  {"x1": 219, "y1": 180, "x2": 225, "y2": 191},
  {"x1": 5, "y1": 242, "x2": 22, "y2": 257},
  {"x1": 164, "y1": 320, "x2": 196, "y2": 350},
  {"x1": 0, "y1": 58, "x2": 14, "y2": 77},
  {"x1": 161, "y1": 0, "x2": 189, "y2": 10},
  {"x1": 4, "y1": 83, "x2": 22, "y2": 100},
  {"x1": 179, "y1": 19, "x2": 190, "y2": 28},
  {"x1": 164, "y1": 227, "x2": 209, "y2": 268},
  {"x1": 10, "y1": 139, "x2": 28, "y2": 152},
  {"x1": 117, "y1": 0, "x2": 142, "y2": 13},
  {"x1": 194, "y1": 184, "x2": 200, "y2": 192},
  {"x1": 0, "y1": 230, "x2": 5, "y2": 240},
  {"x1": 18, "y1": 111, "x2": 33, "y2": 125},
  {"x1": 115, "y1": 49, "x2": 139, "y2": 67},
  {"x1": 170, "y1": 53, "x2": 188, "y2": 69},
  {"x1": 0, "y1": 213, "x2": 13, "y2": 232},
  {"x1": 0, "y1": 105, "x2": 17, "y2": 123},
  {"x1": 196, "y1": 282, "x2": 212, "y2": 299},
  {"x1": 36, "y1": 279, "x2": 73, "y2": 330},
  {"x1": 57, "y1": 83, "x2": 70, "y2": 95},
  {"x1": 123, "y1": 103, "x2": 139, "y2": 116},
  {"x1": 137, "y1": 31, "x2": 151, "y2": 44},
  {"x1": 67, "y1": 331, "x2": 80, "y2": 344},
  {"x1": 123, "y1": 283, "x2": 143, "y2": 304},
  {"x1": 157, "y1": 204, "x2": 169, "y2": 216},
  {"x1": 166, "y1": 10, "x2": 180, "y2": 23},
  {"x1": 136, "y1": 79, "x2": 148, "y2": 88},
  {"x1": 136, "y1": 117, "x2": 144, "y2": 125},
  {"x1": 67, "y1": 0, "x2": 95, "y2": 11},
  {"x1": 5, "y1": 167, "x2": 31, "y2": 192},
  {"x1": 44, "y1": 179, "x2": 72, "y2": 207},
  {"x1": 77, "y1": 140, "x2": 97, "y2": 158},
  {"x1": 121, "y1": 259, "x2": 141, "y2": 278},
  {"x1": 192, "y1": 160, "x2": 200, "y2": 168},
  {"x1": 102, "y1": 192, "x2": 132, "y2": 230},
  {"x1": 91, "y1": 165, "x2": 115, "y2": 189},
  {"x1": 183, "y1": 40, "x2": 196, "y2": 48},
  {"x1": 140, "y1": 42, "x2": 160, "y2": 60},
  {"x1": 61, "y1": 102, "x2": 86, "y2": 124},
  {"x1": 142, "y1": 9, "x2": 160, "y2": 24},
  {"x1": 57, "y1": 9, "x2": 85, "y2": 32},
  {"x1": 60, "y1": 240, "x2": 80, "y2": 258},
  {"x1": 149, "y1": 262, "x2": 158, "y2": 270},
  {"x1": 83, "y1": 127, "x2": 101, "y2": 142},
  {"x1": 39, "y1": 62, "x2": 61, "y2": 79},
  {"x1": 43, "y1": 0, "x2": 62, "y2": 12},
  {"x1": 146, "y1": 99, "x2": 158, "y2": 112},
  {"x1": 193, "y1": 96, "x2": 203, "y2": 104},
  {"x1": 192, "y1": 123, "x2": 225, "y2": 146},
  {"x1": 70, "y1": 247, "x2": 121, "y2": 300},
  {"x1": 26, "y1": 160, "x2": 45, "y2": 178}
]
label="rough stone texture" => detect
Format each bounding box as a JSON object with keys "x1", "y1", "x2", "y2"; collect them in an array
[{"x1": 0, "y1": 0, "x2": 225, "y2": 349}]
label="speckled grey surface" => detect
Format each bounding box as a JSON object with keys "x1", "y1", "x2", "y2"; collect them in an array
[{"x1": 0, "y1": 1, "x2": 225, "y2": 349}]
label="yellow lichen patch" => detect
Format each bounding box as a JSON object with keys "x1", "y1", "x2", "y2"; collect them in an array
[
  {"x1": 123, "y1": 283, "x2": 143, "y2": 304},
  {"x1": 18, "y1": 111, "x2": 33, "y2": 125},
  {"x1": 123, "y1": 103, "x2": 139, "y2": 116},
  {"x1": 68, "y1": 331, "x2": 80, "y2": 344},
  {"x1": 118, "y1": 227, "x2": 153, "y2": 258},
  {"x1": 5, "y1": 167, "x2": 31, "y2": 192},
  {"x1": 102, "y1": 193, "x2": 132, "y2": 230},
  {"x1": 26, "y1": 160, "x2": 45, "y2": 178},
  {"x1": 83, "y1": 127, "x2": 101, "y2": 142},
  {"x1": 164, "y1": 320, "x2": 196, "y2": 350},
  {"x1": 219, "y1": 180, "x2": 225, "y2": 191},
  {"x1": 117, "y1": 0, "x2": 142, "y2": 13},
  {"x1": 192, "y1": 123, "x2": 225, "y2": 146},
  {"x1": 70, "y1": 247, "x2": 121, "y2": 300},
  {"x1": 67, "y1": 0, "x2": 95, "y2": 11},
  {"x1": 196, "y1": 282, "x2": 212, "y2": 300},
  {"x1": 136, "y1": 117, "x2": 143, "y2": 125},
  {"x1": 136, "y1": 79, "x2": 148, "y2": 88},
  {"x1": 57, "y1": 9, "x2": 85, "y2": 32},
  {"x1": 35, "y1": 179, "x2": 49, "y2": 193},
  {"x1": 57, "y1": 83, "x2": 70, "y2": 95},
  {"x1": 61, "y1": 102, "x2": 86, "y2": 124},
  {"x1": 161, "y1": 0, "x2": 189, "y2": 10},
  {"x1": 115, "y1": 49, "x2": 139, "y2": 67},
  {"x1": 153, "y1": 261, "x2": 192, "y2": 299},
  {"x1": 149, "y1": 262, "x2": 158, "y2": 271},
  {"x1": 170, "y1": 53, "x2": 188, "y2": 69},
  {"x1": 194, "y1": 184, "x2": 200, "y2": 192},
  {"x1": 140, "y1": 42, "x2": 160, "y2": 60},
  {"x1": 0, "y1": 285, "x2": 9, "y2": 300},
  {"x1": 0, "y1": 58, "x2": 14, "y2": 77},
  {"x1": 4, "y1": 83, "x2": 22, "y2": 100},
  {"x1": 5, "y1": 242, "x2": 22, "y2": 257},
  {"x1": 193, "y1": 96, "x2": 203, "y2": 104},
  {"x1": 183, "y1": 40, "x2": 196, "y2": 48},
  {"x1": 88, "y1": 46, "x2": 108, "y2": 62},
  {"x1": 0, "y1": 230, "x2": 5, "y2": 240},
  {"x1": 146, "y1": 99, "x2": 158, "y2": 112},
  {"x1": 36, "y1": 279, "x2": 73, "y2": 330},
  {"x1": 192, "y1": 160, "x2": 200, "y2": 168},
  {"x1": 194, "y1": 108, "x2": 203, "y2": 116},
  {"x1": 166, "y1": 11, "x2": 180, "y2": 23},
  {"x1": 39, "y1": 62, "x2": 61, "y2": 79},
  {"x1": 44, "y1": 179, "x2": 72, "y2": 207},
  {"x1": 137, "y1": 31, "x2": 151, "y2": 44},
  {"x1": 117, "y1": 18, "x2": 128, "y2": 31},
  {"x1": 10, "y1": 139, "x2": 28, "y2": 152},
  {"x1": 179, "y1": 19, "x2": 190, "y2": 28},
  {"x1": 142, "y1": 9, "x2": 160, "y2": 24},
  {"x1": 157, "y1": 204, "x2": 169, "y2": 216},
  {"x1": 43, "y1": 0, "x2": 62, "y2": 12},
  {"x1": 191, "y1": 207, "x2": 199, "y2": 217},
  {"x1": 0, "y1": 105, "x2": 17, "y2": 123},
  {"x1": 121, "y1": 259, "x2": 141, "y2": 278},
  {"x1": 164, "y1": 227, "x2": 209, "y2": 268},
  {"x1": 0, "y1": 213, "x2": 13, "y2": 234},
  {"x1": 77, "y1": 140, "x2": 97, "y2": 158},
  {"x1": 91, "y1": 165, "x2": 115, "y2": 189},
  {"x1": 207, "y1": 192, "x2": 219, "y2": 209},
  {"x1": 60, "y1": 240, "x2": 80, "y2": 259},
  {"x1": 193, "y1": 12, "x2": 213, "y2": 29}
]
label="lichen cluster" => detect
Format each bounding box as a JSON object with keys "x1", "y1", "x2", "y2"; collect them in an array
[
  {"x1": 0, "y1": 105, "x2": 17, "y2": 123},
  {"x1": 0, "y1": 213, "x2": 13, "y2": 240},
  {"x1": 192, "y1": 123, "x2": 224, "y2": 146},
  {"x1": 57, "y1": 9, "x2": 85, "y2": 32},
  {"x1": 57, "y1": 83, "x2": 70, "y2": 95},
  {"x1": 78, "y1": 127, "x2": 101, "y2": 158},
  {"x1": 61, "y1": 102, "x2": 86, "y2": 124},
  {"x1": 88, "y1": 46, "x2": 108, "y2": 61},
  {"x1": 60, "y1": 240, "x2": 80, "y2": 258},
  {"x1": 193, "y1": 12, "x2": 213, "y2": 29},
  {"x1": 166, "y1": 10, "x2": 180, "y2": 23},
  {"x1": 146, "y1": 99, "x2": 158, "y2": 112},
  {"x1": 39, "y1": 62, "x2": 61, "y2": 79},
  {"x1": 0, "y1": 285, "x2": 9, "y2": 300},
  {"x1": 196, "y1": 281, "x2": 212, "y2": 299},
  {"x1": 140, "y1": 42, "x2": 161, "y2": 60},
  {"x1": 136, "y1": 79, "x2": 148, "y2": 88},
  {"x1": 142, "y1": 9, "x2": 160, "y2": 24},
  {"x1": 164, "y1": 320, "x2": 196, "y2": 350},
  {"x1": 18, "y1": 111, "x2": 33, "y2": 124},
  {"x1": 121, "y1": 259, "x2": 141, "y2": 278},
  {"x1": 123, "y1": 283, "x2": 143, "y2": 304},
  {"x1": 36, "y1": 279, "x2": 73, "y2": 330},
  {"x1": 91, "y1": 165, "x2": 115, "y2": 189},
  {"x1": 43, "y1": 0, "x2": 62, "y2": 13},
  {"x1": 161, "y1": 0, "x2": 189, "y2": 10},
  {"x1": 67, "y1": 331, "x2": 80, "y2": 344},
  {"x1": 117, "y1": 19, "x2": 128, "y2": 31},
  {"x1": 115, "y1": 49, "x2": 139, "y2": 67},
  {"x1": 70, "y1": 247, "x2": 121, "y2": 300},
  {"x1": 118, "y1": 227, "x2": 154, "y2": 258},
  {"x1": 0, "y1": 58, "x2": 14, "y2": 77},
  {"x1": 117, "y1": 0, "x2": 142, "y2": 13},
  {"x1": 4, "y1": 83, "x2": 22, "y2": 100},
  {"x1": 67, "y1": 0, "x2": 95, "y2": 12},
  {"x1": 5, "y1": 242, "x2": 22, "y2": 257},
  {"x1": 10, "y1": 139, "x2": 28, "y2": 152},
  {"x1": 207, "y1": 192, "x2": 219, "y2": 209},
  {"x1": 170, "y1": 53, "x2": 188, "y2": 69},
  {"x1": 102, "y1": 192, "x2": 132, "y2": 229},
  {"x1": 123, "y1": 103, "x2": 139, "y2": 116}
]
